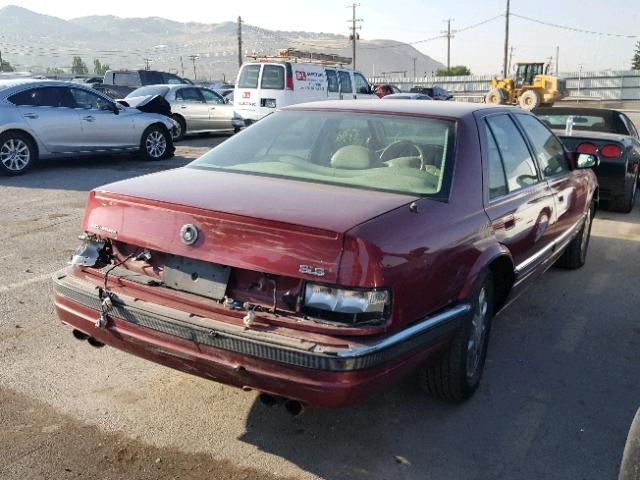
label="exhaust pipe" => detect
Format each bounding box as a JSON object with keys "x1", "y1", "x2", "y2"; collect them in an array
[
  {"x1": 284, "y1": 400, "x2": 305, "y2": 417},
  {"x1": 258, "y1": 393, "x2": 278, "y2": 407},
  {"x1": 72, "y1": 329, "x2": 89, "y2": 341},
  {"x1": 87, "y1": 337, "x2": 105, "y2": 348}
]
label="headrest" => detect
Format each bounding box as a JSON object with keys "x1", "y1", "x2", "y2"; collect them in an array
[{"x1": 330, "y1": 145, "x2": 372, "y2": 169}]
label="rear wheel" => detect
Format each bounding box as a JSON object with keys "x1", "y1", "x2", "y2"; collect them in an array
[
  {"x1": 140, "y1": 125, "x2": 172, "y2": 161},
  {"x1": 485, "y1": 88, "x2": 506, "y2": 105},
  {"x1": 0, "y1": 131, "x2": 37, "y2": 176},
  {"x1": 611, "y1": 174, "x2": 638, "y2": 213},
  {"x1": 518, "y1": 90, "x2": 541, "y2": 110},
  {"x1": 170, "y1": 115, "x2": 186, "y2": 142},
  {"x1": 556, "y1": 204, "x2": 594, "y2": 269},
  {"x1": 418, "y1": 271, "x2": 494, "y2": 402}
]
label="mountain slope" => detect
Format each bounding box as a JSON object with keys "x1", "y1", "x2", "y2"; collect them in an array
[{"x1": 0, "y1": 5, "x2": 444, "y2": 80}]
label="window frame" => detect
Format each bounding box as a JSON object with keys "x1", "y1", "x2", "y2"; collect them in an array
[
  {"x1": 260, "y1": 64, "x2": 285, "y2": 90},
  {"x1": 8, "y1": 86, "x2": 76, "y2": 109},
  {"x1": 337, "y1": 70, "x2": 353, "y2": 94},
  {"x1": 175, "y1": 87, "x2": 205, "y2": 103},
  {"x1": 353, "y1": 72, "x2": 372, "y2": 95},
  {"x1": 513, "y1": 112, "x2": 571, "y2": 179},
  {"x1": 199, "y1": 88, "x2": 225, "y2": 104},
  {"x1": 68, "y1": 87, "x2": 115, "y2": 111},
  {"x1": 325, "y1": 69, "x2": 339, "y2": 93},
  {"x1": 481, "y1": 112, "x2": 543, "y2": 203}
]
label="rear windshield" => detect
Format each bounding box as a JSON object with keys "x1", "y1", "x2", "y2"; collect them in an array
[
  {"x1": 127, "y1": 86, "x2": 170, "y2": 98},
  {"x1": 261, "y1": 65, "x2": 284, "y2": 90},
  {"x1": 238, "y1": 64, "x2": 261, "y2": 89},
  {"x1": 536, "y1": 111, "x2": 623, "y2": 134},
  {"x1": 190, "y1": 111, "x2": 456, "y2": 198}
]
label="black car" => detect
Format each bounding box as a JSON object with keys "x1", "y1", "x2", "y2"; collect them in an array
[
  {"x1": 535, "y1": 107, "x2": 640, "y2": 212},
  {"x1": 94, "y1": 70, "x2": 192, "y2": 99},
  {"x1": 409, "y1": 85, "x2": 453, "y2": 101}
]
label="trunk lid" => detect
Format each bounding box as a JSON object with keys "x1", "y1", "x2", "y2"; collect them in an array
[{"x1": 84, "y1": 167, "x2": 416, "y2": 283}]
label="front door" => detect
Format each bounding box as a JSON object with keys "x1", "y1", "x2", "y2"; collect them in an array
[
  {"x1": 480, "y1": 112, "x2": 557, "y2": 283},
  {"x1": 69, "y1": 87, "x2": 136, "y2": 149},
  {"x1": 200, "y1": 88, "x2": 231, "y2": 130},
  {"x1": 174, "y1": 87, "x2": 210, "y2": 131},
  {"x1": 325, "y1": 69, "x2": 340, "y2": 100},
  {"x1": 338, "y1": 70, "x2": 355, "y2": 100}
]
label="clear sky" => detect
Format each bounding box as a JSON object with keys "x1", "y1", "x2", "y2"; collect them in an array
[{"x1": 1, "y1": 0, "x2": 638, "y2": 74}]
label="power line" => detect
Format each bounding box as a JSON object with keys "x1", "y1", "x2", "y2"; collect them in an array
[{"x1": 511, "y1": 12, "x2": 639, "y2": 38}]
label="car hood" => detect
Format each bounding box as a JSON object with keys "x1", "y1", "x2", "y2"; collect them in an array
[
  {"x1": 94, "y1": 167, "x2": 417, "y2": 233},
  {"x1": 117, "y1": 94, "x2": 171, "y2": 117}
]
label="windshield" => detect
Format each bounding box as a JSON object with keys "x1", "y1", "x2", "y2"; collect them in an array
[
  {"x1": 127, "y1": 86, "x2": 170, "y2": 98},
  {"x1": 536, "y1": 111, "x2": 620, "y2": 133},
  {"x1": 190, "y1": 111, "x2": 456, "y2": 198}
]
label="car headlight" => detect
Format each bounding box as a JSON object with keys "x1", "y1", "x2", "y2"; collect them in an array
[{"x1": 303, "y1": 283, "x2": 390, "y2": 325}]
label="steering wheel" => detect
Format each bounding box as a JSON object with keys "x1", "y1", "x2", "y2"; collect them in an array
[{"x1": 379, "y1": 140, "x2": 424, "y2": 169}]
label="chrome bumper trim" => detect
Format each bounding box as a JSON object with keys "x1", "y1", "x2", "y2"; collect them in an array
[{"x1": 53, "y1": 271, "x2": 469, "y2": 372}]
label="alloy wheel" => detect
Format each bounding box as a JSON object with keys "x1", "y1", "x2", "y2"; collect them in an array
[
  {"x1": 145, "y1": 131, "x2": 167, "y2": 159},
  {"x1": 0, "y1": 138, "x2": 30, "y2": 171},
  {"x1": 466, "y1": 287, "x2": 489, "y2": 379}
]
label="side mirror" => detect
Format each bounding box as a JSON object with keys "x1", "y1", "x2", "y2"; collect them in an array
[{"x1": 576, "y1": 153, "x2": 599, "y2": 169}]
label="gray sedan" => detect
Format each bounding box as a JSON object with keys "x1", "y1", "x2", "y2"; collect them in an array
[
  {"x1": 0, "y1": 79, "x2": 178, "y2": 176},
  {"x1": 127, "y1": 85, "x2": 244, "y2": 141}
]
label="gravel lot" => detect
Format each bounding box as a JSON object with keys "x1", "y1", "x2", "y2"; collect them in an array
[{"x1": 0, "y1": 132, "x2": 639, "y2": 479}]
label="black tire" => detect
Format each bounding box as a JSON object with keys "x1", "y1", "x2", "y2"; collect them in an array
[
  {"x1": 556, "y1": 204, "x2": 594, "y2": 270},
  {"x1": 233, "y1": 126, "x2": 241, "y2": 134},
  {"x1": 140, "y1": 124, "x2": 172, "y2": 161},
  {"x1": 170, "y1": 114, "x2": 186, "y2": 142},
  {"x1": 610, "y1": 174, "x2": 637, "y2": 213},
  {"x1": 418, "y1": 271, "x2": 495, "y2": 402},
  {"x1": 0, "y1": 131, "x2": 37, "y2": 176}
]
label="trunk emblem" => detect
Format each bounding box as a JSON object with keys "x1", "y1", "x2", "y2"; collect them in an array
[
  {"x1": 180, "y1": 224, "x2": 199, "y2": 245},
  {"x1": 299, "y1": 265, "x2": 325, "y2": 277}
]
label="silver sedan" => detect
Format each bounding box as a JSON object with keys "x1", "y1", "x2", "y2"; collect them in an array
[
  {"x1": 126, "y1": 85, "x2": 244, "y2": 141},
  {"x1": 0, "y1": 79, "x2": 178, "y2": 176}
]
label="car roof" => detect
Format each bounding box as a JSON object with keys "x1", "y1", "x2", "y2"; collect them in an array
[
  {"x1": 284, "y1": 99, "x2": 513, "y2": 118},
  {"x1": 0, "y1": 79, "x2": 99, "y2": 99}
]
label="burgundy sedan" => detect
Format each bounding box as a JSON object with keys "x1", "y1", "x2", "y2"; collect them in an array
[{"x1": 53, "y1": 101, "x2": 598, "y2": 411}]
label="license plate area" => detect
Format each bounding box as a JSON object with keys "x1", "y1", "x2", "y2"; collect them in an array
[{"x1": 163, "y1": 255, "x2": 230, "y2": 300}]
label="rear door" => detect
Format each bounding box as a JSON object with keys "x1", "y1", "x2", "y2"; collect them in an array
[
  {"x1": 10, "y1": 86, "x2": 82, "y2": 153},
  {"x1": 514, "y1": 113, "x2": 585, "y2": 241},
  {"x1": 325, "y1": 69, "x2": 340, "y2": 100},
  {"x1": 68, "y1": 87, "x2": 136, "y2": 149},
  {"x1": 480, "y1": 112, "x2": 557, "y2": 282},
  {"x1": 234, "y1": 63, "x2": 262, "y2": 121},
  {"x1": 174, "y1": 87, "x2": 209, "y2": 131}
]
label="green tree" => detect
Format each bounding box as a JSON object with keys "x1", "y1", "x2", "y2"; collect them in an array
[
  {"x1": 435, "y1": 65, "x2": 472, "y2": 76},
  {"x1": 71, "y1": 56, "x2": 88, "y2": 75},
  {"x1": 0, "y1": 59, "x2": 14, "y2": 72},
  {"x1": 46, "y1": 67, "x2": 65, "y2": 74},
  {"x1": 93, "y1": 58, "x2": 110, "y2": 76},
  {"x1": 632, "y1": 41, "x2": 640, "y2": 70}
]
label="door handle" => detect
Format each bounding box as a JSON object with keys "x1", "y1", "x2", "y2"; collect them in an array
[
  {"x1": 558, "y1": 195, "x2": 565, "y2": 203},
  {"x1": 23, "y1": 113, "x2": 38, "y2": 119},
  {"x1": 180, "y1": 105, "x2": 187, "y2": 109},
  {"x1": 504, "y1": 217, "x2": 516, "y2": 230},
  {"x1": 82, "y1": 116, "x2": 95, "y2": 122}
]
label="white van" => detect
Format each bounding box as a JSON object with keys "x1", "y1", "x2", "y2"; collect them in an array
[{"x1": 234, "y1": 60, "x2": 377, "y2": 124}]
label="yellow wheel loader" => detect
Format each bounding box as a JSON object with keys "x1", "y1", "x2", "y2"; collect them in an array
[{"x1": 485, "y1": 62, "x2": 568, "y2": 110}]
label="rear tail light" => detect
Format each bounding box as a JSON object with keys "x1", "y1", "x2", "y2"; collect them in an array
[
  {"x1": 286, "y1": 76, "x2": 294, "y2": 90},
  {"x1": 600, "y1": 144, "x2": 623, "y2": 158},
  {"x1": 576, "y1": 143, "x2": 597, "y2": 155},
  {"x1": 285, "y1": 62, "x2": 294, "y2": 90}
]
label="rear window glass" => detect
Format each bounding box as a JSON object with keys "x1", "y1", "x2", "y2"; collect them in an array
[
  {"x1": 190, "y1": 111, "x2": 456, "y2": 199},
  {"x1": 326, "y1": 70, "x2": 339, "y2": 93},
  {"x1": 261, "y1": 65, "x2": 284, "y2": 90},
  {"x1": 9, "y1": 87, "x2": 74, "y2": 108},
  {"x1": 113, "y1": 72, "x2": 140, "y2": 86},
  {"x1": 238, "y1": 64, "x2": 261, "y2": 89}
]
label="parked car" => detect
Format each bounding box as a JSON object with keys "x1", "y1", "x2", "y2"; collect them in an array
[
  {"x1": 373, "y1": 83, "x2": 402, "y2": 98},
  {"x1": 382, "y1": 93, "x2": 432, "y2": 100},
  {"x1": 94, "y1": 69, "x2": 191, "y2": 99},
  {"x1": 215, "y1": 89, "x2": 234, "y2": 105},
  {"x1": 234, "y1": 58, "x2": 377, "y2": 124},
  {"x1": 53, "y1": 101, "x2": 597, "y2": 411},
  {"x1": 410, "y1": 86, "x2": 453, "y2": 100},
  {"x1": 0, "y1": 79, "x2": 178, "y2": 175},
  {"x1": 126, "y1": 85, "x2": 244, "y2": 141},
  {"x1": 534, "y1": 107, "x2": 640, "y2": 212}
]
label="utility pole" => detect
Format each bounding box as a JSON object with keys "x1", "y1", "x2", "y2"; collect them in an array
[
  {"x1": 347, "y1": 3, "x2": 362, "y2": 69},
  {"x1": 143, "y1": 58, "x2": 152, "y2": 70},
  {"x1": 180, "y1": 56, "x2": 185, "y2": 77},
  {"x1": 578, "y1": 63, "x2": 584, "y2": 96},
  {"x1": 547, "y1": 56, "x2": 553, "y2": 74},
  {"x1": 237, "y1": 16, "x2": 243, "y2": 68},
  {"x1": 502, "y1": 0, "x2": 510, "y2": 77},
  {"x1": 412, "y1": 57, "x2": 417, "y2": 78},
  {"x1": 555, "y1": 45, "x2": 560, "y2": 75},
  {"x1": 0, "y1": 50, "x2": 3, "y2": 72},
  {"x1": 442, "y1": 19, "x2": 455, "y2": 73},
  {"x1": 188, "y1": 55, "x2": 199, "y2": 80},
  {"x1": 508, "y1": 46, "x2": 514, "y2": 74}
]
